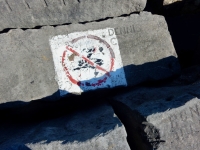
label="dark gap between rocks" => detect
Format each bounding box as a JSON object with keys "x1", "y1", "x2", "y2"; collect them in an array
[
  {"x1": 108, "y1": 99, "x2": 164, "y2": 150},
  {"x1": 0, "y1": 88, "x2": 140, "y2": 150},
  {"x1": 0, "y1": 74, "x2": 180, "y2": 124},
  {"x1": 0, "y1": 28, "x2": 15, "y2": 34},
  {"x1": 144, "y1": 0, "x2": 200, "y2": 69},
  {"x1": 0, "y1": 87, "x2": 136, "y2": 124}
]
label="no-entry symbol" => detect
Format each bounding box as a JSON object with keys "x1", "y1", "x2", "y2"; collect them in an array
[{"x1": 50, "y1": 28, "x2": 127, "y2": 96}]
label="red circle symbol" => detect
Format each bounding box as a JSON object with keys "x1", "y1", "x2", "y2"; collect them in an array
[{"x1": 62, "y1": 35, "x2": 115, "y2": 87}]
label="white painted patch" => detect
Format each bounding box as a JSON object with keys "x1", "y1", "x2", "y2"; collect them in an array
[{"x1": 49, "y1": 28, "x2": 127, "y2": 96}]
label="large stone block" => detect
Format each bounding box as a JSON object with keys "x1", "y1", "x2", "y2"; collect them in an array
[
  {"x1": 113, "y1": 78, "x2": 200, "y2": 149},
  {"x1": 0, "y1": 104, "x2": 130, "y2": 150},
  {"x1": 0, "y1": 12, "x2": 180, "y2": 103},
  {"x1": 0, "y1": 0, "x2": 146, "y2": 31},
  {"x1": 146, "y1": 97, "x2": 200, "y2": 150}
]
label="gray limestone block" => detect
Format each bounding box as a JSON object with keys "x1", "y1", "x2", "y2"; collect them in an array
[
  {"x1": 0, "y1": 12, "x2": 180, "y2": 103},
  {"x1": 146, "y1": 97, "x2": 200, "y2": 150},
  {"x1": 0, "y1": 104, "x2": 130, "y2": 150},
  {"x1": 0, "y1": 0, "x2": 146, "y2": 31},
  {"x1": 113, "y1": 81, "x2": 200, "y2": 149}
]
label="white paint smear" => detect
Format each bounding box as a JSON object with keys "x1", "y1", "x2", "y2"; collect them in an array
[{"x1": 49, "y1": 28, "x2": 127, "y2": 96}]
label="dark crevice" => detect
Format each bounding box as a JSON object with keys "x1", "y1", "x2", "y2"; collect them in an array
[
  {"x1": 21, "y1": 25, "x2": 43, "y2": 30},
  {"x1": 43, "y1": 0, "x2": 48, "y2": 7},
  {"x1": 0, "y1": 11, "x2": 139, "y2": 34},
  {"x1": 0, "y1": 87, "x2": 135, "y2": 124},
  {"x1": 62, "y1": 0, "x2": 66, "y2": 5},
  {"x1": 79, "y1": 17, "x2": 114, "y2": 24},
  {"x1": 0, "y1": 28, "x2": 15, "y2": 34},
  {"x1": 0, "y1": 94, "x2": 106, "y2": 124},
  {"x1": 108, "y1": 99, "x2": 156, "y2": 150},
  {"x1": 119, "y1": 11, "x2": 140, "y2": 17},
  {"x1": 143, "y1": 0, "x2": 200, "y2": 69},
  {"x1": 5, "y1": 0, "x2": 12, "y2": 12},
  {"x1": 52, "y1": 22, "x2": 72, "y2": 27},
  {"x1": 24, "y1": 0, "x2": 31, "y2": 9},
  {"x1": 188, "y1": 92, "x2": 200, "y2": 99}
]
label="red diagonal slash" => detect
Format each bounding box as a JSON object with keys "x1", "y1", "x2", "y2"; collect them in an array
[{"x1": 66, "y1": 46, "x2": 110, "y2": 77}]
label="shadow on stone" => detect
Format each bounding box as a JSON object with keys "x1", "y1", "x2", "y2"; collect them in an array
[
  {"x1": 0, "y1": 56, "x2": 180, "y2": 149},
  {"x1": 108, "y1": 99, "x2": 154, "y2": 150},
  {"x1": 145, "y1": 0, "x2": 200, "y2": 16},
  {"x1": 165, "y1": 13, "x2": 200, "y2": 68},
  {"x1": 145, "y1": 0, "x2": 200, "y2": 69}
]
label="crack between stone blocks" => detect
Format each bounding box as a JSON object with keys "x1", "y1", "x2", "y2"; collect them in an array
[
  {"x1": 108, "y1": 98, "x2": 163, "y2": 150},
  {"x1": 0, "y1": 11, "x2": 139, "y2": 34}
]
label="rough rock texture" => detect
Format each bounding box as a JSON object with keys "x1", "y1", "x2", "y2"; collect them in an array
[
  {"x1": 146, "y1": 98, "x2": 200, "y2": 150},
  {"x1": 0, "y1": 0, "x2": 146, "y2": 31},
  {"x1": 113, "y1": 68, "x2": 200, "y2": 149},
  {"x1": 0, "y1": 104, "x2": 130, "y2": 150},
  {"x1": 0, "y1": 12, "x2": 180, "y2": 103}
]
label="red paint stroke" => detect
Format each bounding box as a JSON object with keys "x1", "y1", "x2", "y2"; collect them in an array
[
  {"x1": 66, "y1": 46, "x2": 80, "y2": 56},
  {"x1": 62, "y1": 50, "x2": 78, "y2": 85},
  {"x1": 70, "y1": 34, "x2": 115, "y2": 59},
  {"x1": 87, "y1": 35, "x2": 110, "y2": 48},
  {"x1": 110, "y1": 58, "x2": 114, "y2": 71},
  {"x1": 82, "y1": 56, "x2": 94, "y2": 66},
  {"x1": 109, "y1": 47, "x2": 115, "y2": 58},
  {"x1": 62, "y1": 35, "x2": 116, "y2": 87},
  {"x1": 71, "y1": 36, "x2": 85, "y2": 43},
  {"x1": 66, "y1": 46, "x2": 110, "y2": 76},
  {"x1": 93, "y1": 47, "x2": 97, "y2": 53},
  {"x1": 96, "y1": 65, "x2": 110, "y2": 77},
  {"x1": 90, "y1": 77, "x2": 107, "y2": 87}
]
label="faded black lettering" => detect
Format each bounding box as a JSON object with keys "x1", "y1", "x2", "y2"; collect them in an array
[
  {"x1": 189, "y1": 104, "x2": 200, "y2": 119},
  {"x1": 108, "y1": 28, "x2": 115, "y2": 36},
  {"x1": 115, "y1": 27, "x2": 120, "y2": 35},
  {"x1": 179, "y1": 110, "x2": 187, "y2": 121},
  {"x1": 169, "y1": 115, "x2": 178, "y2": 128},
  {"x1": 110, "y1": 38, "x2": 117, "y2": 45},
  {"x1": 114, "y1": 25, "x2": 135, "y2": 35}
]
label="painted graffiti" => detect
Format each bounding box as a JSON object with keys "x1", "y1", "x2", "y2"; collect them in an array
[{"x1": 50, "y1": 28, "x2": 127, "y2": 96}]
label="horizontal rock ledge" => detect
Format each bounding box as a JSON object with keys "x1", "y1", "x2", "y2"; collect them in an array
[
  {"x1": 0, "y1": 12, "x2": 180, "y2": 104},
  {"x1": 0, "y1": 0, "x2": 146, "y2": 31}
]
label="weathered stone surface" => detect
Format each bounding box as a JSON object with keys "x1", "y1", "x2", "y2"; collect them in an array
[
  {"x1": 0, "y1": 12, "x2": 179, "y2": 103},
  {"x1": 146, "y1": 98, "x2": 200, "y2": 150},
  {"x1": 113, "y1": 71, "x2": 200, "y2": 149},
  {"x1": 0, "y1": 104, "x2": 130, "y2": 150},
  {"x1": 0, "y1": 0, "x2": 146, "y2": 31}
]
